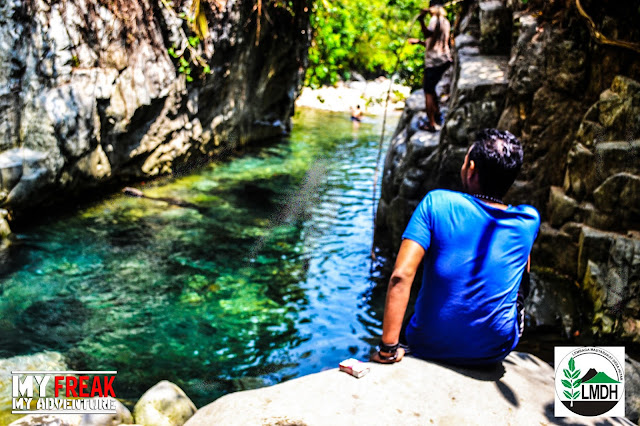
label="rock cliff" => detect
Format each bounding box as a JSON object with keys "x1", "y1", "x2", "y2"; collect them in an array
[
  {"x1": 374, "y1": 0, "x2": 640, "y2": 345},
  {"x1": 0, "y1": 0, "x2": 309, "y2": 219}
]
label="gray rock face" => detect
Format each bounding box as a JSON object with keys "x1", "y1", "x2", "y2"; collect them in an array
[
  {"x1": 185, "y1": 353, "x2": 634, "y2": 425},
  {"x1": 0, "y1": 0, "x2": 309, "y2": 218},
  {"x1": 627, "y1": 355, "x2": 640, "y2": 424},
  {"x1": 374, "y1": 1, "x2": 640, "y2": 344},
  {"x1": 133, "y1": 380, "x2": 197, "y2": 426},
  {"x1": 375, "y1": 52, "x2": 508, "y2": 254}
]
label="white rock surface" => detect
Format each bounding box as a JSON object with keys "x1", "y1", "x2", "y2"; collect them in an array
[
  {"x1": 133, "y1": 380, "x2": 197, "y2": 426},
  {"x1": 186, "y1": 353, "x2": 634, "y2": 425}
]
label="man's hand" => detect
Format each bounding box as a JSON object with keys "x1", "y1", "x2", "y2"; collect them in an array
[
  {"x1": 370, "y1": 347, "x2": 406, "y2": 364},
  {"x1": 407, "y1": 38, "x2": 422, "y2": 45}
]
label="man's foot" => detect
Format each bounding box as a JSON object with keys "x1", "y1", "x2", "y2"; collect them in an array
[{"x1": 420, "y1": 123, "x2": 441, "y2": 133}]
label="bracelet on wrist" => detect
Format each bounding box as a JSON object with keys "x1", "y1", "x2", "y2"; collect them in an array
[{"x1": 378, "y1": 340, "x2": 400, "y2": 354}]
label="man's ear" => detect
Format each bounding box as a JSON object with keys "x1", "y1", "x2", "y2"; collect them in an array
[{"x1": 467, "y1": 160, "x2": 480, "y2": 186}]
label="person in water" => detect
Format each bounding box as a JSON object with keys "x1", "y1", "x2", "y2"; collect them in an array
[
  {"x1": 408, "y1": 5, "x2": 452, "y2": 132},
  {"x1": 372, "y1": 129, "x2": 540, "y2": 366},
  {"x1": 351, "y1": 104, "x2": 363, "y2": 122}
]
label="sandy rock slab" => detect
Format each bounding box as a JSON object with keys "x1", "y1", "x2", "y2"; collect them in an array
[{"x1": 186, "y1": 353, "x2": 634, "y2": 426}]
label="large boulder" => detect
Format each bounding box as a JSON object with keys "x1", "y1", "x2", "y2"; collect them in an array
[
  {"x1": 0, "y1": 352, "x2": 68, "y2": 426},
  {"x1": 185, "y1": 353, "x2": 634, "y2": 425},
  {"x1": 133, "y1": 380, "x2": 196, "y2": 426}
]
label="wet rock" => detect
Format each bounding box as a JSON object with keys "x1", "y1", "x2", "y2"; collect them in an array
[{"x1": 133, "y1": 380, "x2": 197, "y2": 426}]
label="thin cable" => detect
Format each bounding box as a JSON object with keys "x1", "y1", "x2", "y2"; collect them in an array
[{"x1": 370, "y1": 13, "x2": 420, "y2": 262}]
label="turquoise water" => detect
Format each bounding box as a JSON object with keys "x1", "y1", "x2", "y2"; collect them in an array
[{"x1": 0, "y1": 109, "x2": 397, "y2": 406}]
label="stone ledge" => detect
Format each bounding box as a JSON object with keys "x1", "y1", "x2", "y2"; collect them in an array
[{"x1": 185, "y1": 353, "x2": 633, "y2": 426}]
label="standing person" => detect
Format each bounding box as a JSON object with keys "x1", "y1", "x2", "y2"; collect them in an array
[
  {"x1": 408, "y1": 5, "x2": 452, "y2": 132},
  {"x1": 350, "y1": 104, "x2": 364, "y2": 122},
  {"x1": 371, "y1": 129, "x2": 540, "y2": 365}
]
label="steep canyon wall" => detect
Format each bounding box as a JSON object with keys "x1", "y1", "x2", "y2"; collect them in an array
[{"x1": 0, "y1": 0, "x2": 309, "y2": 219}]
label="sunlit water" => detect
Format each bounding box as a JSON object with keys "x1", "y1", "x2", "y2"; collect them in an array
[{"x1": 0, "y1": 109, "x2": 397, "y2": 408}]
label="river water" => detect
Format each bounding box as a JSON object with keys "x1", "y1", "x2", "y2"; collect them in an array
[{"x1": 0, "y1": 109, "x2": 397, "y2": 407}]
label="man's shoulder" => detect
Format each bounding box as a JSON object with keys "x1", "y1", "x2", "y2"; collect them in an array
[
  {"x1": 512, "y1": 203, "x2": 541, "y2": 222},
  {"x1": 424, "y1": 189, "x2": 468, "y2": 204}
]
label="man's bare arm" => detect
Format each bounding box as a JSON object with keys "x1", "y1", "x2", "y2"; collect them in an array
[
  {"x1": 371, "y1": 239, "x2": 425, "y2": 363},
  {"x1": 419, "y1": 12, "x2": 433, "y2": 39}
]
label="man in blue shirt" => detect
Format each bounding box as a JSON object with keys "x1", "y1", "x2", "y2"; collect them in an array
[{"x1": 372, "y1": 129, "x2": 540, "y2": 365}]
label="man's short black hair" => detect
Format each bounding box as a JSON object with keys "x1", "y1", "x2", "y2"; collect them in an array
[{"x1": 468, "y1": 129, "x2": 523, "y2": 199}]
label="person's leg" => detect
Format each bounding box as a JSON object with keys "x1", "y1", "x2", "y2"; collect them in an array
[
  {"x1": 423, "y1": 67, "x2": 439, "y2": 130},
  {"x1": 425, "y1": 93, "x2": 437, "y2": 128},
  {"x1": 431, "y1": 62, "x2": 450, "y2": 126}
]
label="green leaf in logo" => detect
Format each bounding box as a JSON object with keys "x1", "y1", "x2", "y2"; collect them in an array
[
  {"x1": 572, "y1": 379, "x2": 581, "y2": 388},
  {"x1": 563, "y1": 390, "x2": 572, "y2": 399},
  {"x1": 572, "y1": 369, "x2": 581, "y2": 379},
  {"x1": 561, "y1": 379, "x2": 572, "y2": 389},
  {"x1": 572, "y1": 390, "x2": 580, "y2": 399},
  {"x1": 564, "y1": 370, "x2": 571, "y2": 379},
  {"x1": 568, "y1": 357, "x2": 575, "y2": 371}
]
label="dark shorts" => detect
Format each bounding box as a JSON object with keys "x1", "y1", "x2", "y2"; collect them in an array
[{"x1": 423, "y1": 62, "x2": 451, "y2": 95}]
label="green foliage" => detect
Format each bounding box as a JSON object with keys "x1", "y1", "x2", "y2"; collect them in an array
[
  {"x1": 162, "y1": 0, "x2": 212, "y2": 83},
  {"x1": 306, "y1": 0, "x2": 459, "y2": 88}
]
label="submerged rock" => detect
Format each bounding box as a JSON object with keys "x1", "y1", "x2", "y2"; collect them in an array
[
  {"x1": 133, "y1": 381, "x2": 196, "y2": 426},
  {"x1": 185, "y1": 353, "x2": 633, "y2": 425}
]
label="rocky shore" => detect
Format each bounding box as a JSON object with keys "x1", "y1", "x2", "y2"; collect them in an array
[{"x1": 294, "y1": 77, "x2": 410, "y2": 115}]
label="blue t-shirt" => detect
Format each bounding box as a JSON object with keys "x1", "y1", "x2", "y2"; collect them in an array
[{"x1": 402, "y1": 190, "x2": 540, "y2": 365}]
